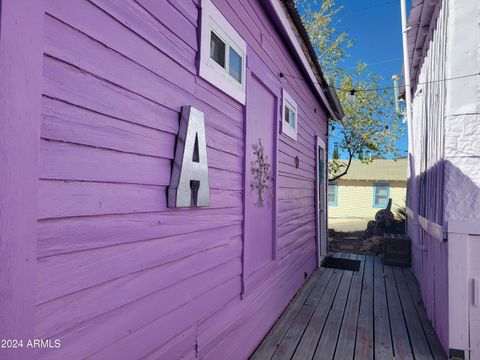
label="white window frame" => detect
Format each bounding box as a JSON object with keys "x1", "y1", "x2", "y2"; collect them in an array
[
  {"x1": 373, "y1": 182, "x2": 390, "y2": 208},
  {"x1": 199, "y1": 0, "x2": 247, "y2": 104},
  {"x1": 281, "y1": 89, "x2": 298, "y2": 140},
  {"x1": 328, "y1": 182, "x2": 338, "y2": 206}
]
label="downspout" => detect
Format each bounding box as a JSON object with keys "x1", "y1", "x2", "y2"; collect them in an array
[{"x1": 400, "y1": 0, "x2": 425, "y2": 252}]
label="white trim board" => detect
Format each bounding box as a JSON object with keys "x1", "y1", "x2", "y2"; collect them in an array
[
  {"x1": 406, "y1": 207, "x2": 444, "y2": 242},
  {"x1": 448, "y1": 220, "x2": 480, "y2": 236},
  {"x1": 406, "y1": 206, "x2": 414, "y2": 219},
  {"x1": 418, "y1": 215, "x2": 444, "y2": 242}
]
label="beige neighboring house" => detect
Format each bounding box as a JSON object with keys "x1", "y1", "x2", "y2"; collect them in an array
[{"x1": 328, "y1": 158, "x2": 407, "y2": 231}]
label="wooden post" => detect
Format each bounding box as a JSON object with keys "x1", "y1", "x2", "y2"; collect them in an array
[{"x1": 0, "y1": 1, "x2": 43, "y2": 358}]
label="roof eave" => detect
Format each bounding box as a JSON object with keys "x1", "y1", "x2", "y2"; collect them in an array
[
  {"x1": 264, "y1": 0, "x2": 345, "y2": 122},
  {"x1": 402, "y1": 0, "x2": 441, "y2": 93}
]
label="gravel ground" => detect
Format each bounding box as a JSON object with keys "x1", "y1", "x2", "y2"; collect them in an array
[{"x1": 328, "y1": 230, "x2": 384, "y2": 255}]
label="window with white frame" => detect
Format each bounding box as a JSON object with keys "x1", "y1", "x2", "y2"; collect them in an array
[
  {"x1": 328, "y1": 182, "x2": 338, "y2": 206},
  {"x1": 199, "y1": 0, "x2": 247, "y2": 104},
  {"x1": 282, "y1": 89, "x2": 298, "y2": 140},
  {"x1": 373, "y1": 183, "x2": 390, "y2": 208}
]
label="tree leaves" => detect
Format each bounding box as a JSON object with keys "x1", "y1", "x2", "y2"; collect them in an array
[{"x1": 296, "y1": 0, "x2": 405, "y2": 180}]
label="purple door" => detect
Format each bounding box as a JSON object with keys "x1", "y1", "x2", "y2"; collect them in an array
[{"x1": 243, "y1": 73, "x2": 277, "y2": 293}]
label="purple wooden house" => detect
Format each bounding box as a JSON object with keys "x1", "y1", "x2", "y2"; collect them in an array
[
  {"x1": 404, "y1": 0, "x2": 480, "y2": 358},
  {"x1": 0, "y1": 0, "x2": 343, "y2": 359}
]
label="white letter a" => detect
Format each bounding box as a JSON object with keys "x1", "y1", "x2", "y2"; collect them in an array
[{"x1": 168, "y1": 106, "x2": 210, "y2": 208}]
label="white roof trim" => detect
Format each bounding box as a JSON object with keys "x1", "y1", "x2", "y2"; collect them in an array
[{"x1": 268, "y1": 0, "x2": 337, "y2": 118}]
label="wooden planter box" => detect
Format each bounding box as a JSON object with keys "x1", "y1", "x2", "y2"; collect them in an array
[{"x1": 383, "y1": 233, "x2": 411, "y2": 267}]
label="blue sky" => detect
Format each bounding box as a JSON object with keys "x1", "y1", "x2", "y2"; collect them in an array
[{"x1": 310, "y1": 0, "x2": 411, "y2": 159}]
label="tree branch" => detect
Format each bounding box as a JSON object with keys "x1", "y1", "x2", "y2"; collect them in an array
[{"x1": 328, "y1": 148, "x2": 353, "y2": 181}]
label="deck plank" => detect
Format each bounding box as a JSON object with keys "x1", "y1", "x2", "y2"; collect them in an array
[
  {"x1": 334, "y1": 254, "x2": 365, "y2": 360},
  {"x1": 291, "y1": 270, "x2": 344, "y2": 360},
  {"x1": 271, "y1": 268, "x2": 335, "y2": 360},
  {"x1": 251, "y1": 255, "x2": 446, "y2": 360},
  {"x1": 402, "y1": 268, "x2": 447, "y2": 359},
  {"x1": 373, "y1": 256, "x2": 394, "y2": 360},
  {"x1": 313, "y1": 254, "x2": 357, "y2": 360},
  {"x1": 393, "y1": 266, "x2": 433, "y2": 360},
  {"x1": 354, "y1": 255, "x2": 374, "y2": 360},
  {"x1": 251, "y1": 269, "x2": 323, "y2": 360},
  {"x1": 384, "y1": 264, "x2": 414, "y2": 360}
]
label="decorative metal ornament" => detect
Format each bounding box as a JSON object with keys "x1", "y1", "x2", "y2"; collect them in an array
[
  {"x1": 250, "y1": 138, "x2": 274, "y2": 207},
  {"x1": 295, "y1": 155, "x2": 300, "y2": 169},
  {"x1": 168, "y1": 106, "x2": 210, "y2": 208}
]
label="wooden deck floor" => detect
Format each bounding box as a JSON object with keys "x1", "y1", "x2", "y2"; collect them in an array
[{"x1": 251, "y1": 253, "x2": 447, "y2": 360}]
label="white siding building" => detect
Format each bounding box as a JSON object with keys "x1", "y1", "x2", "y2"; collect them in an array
[{"x1": 404, "y1": 0, "x2": 480, "y2": 357}]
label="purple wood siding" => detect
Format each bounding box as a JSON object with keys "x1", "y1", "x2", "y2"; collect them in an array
[
  {"x1": 0, "y1": 2, "x2": 44, "y2": 357},
  {"x1": 35, "y1": 0, "x2": 328, "y2": 358}
]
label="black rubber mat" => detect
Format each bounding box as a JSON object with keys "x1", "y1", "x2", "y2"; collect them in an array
[{"x1": 321, "y1": 256, "x2": 361, "y2": 271}]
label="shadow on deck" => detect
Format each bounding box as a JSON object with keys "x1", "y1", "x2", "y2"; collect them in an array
[{"x1": 251, "y1": 253, "x2": 446, "y2": 360}]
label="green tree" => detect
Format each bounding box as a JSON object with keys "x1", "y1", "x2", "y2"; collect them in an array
[
  {"x1": 299, "y1": 0, "x2": 353, "y2": 83},
  {"x1": 297, "y1": 0, "x2": 404, "y2": 181}
]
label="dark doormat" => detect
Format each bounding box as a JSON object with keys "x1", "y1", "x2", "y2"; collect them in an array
[{"x1": 321, "y1": 256, "x2": 361, "y2": 271}]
